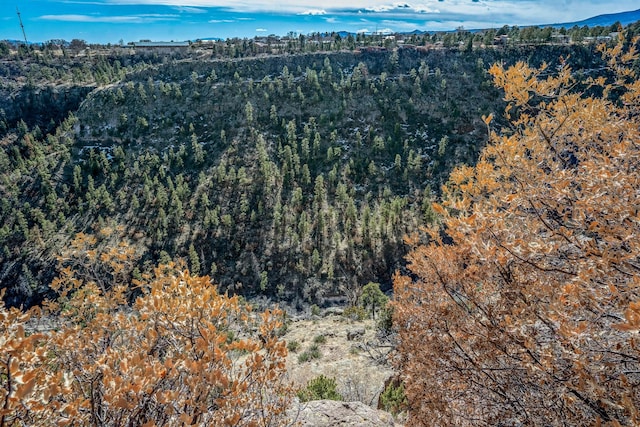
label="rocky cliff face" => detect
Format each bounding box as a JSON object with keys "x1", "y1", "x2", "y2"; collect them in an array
[{"x1": 0, "y1": 84, "x2": 94, "y2": 133}]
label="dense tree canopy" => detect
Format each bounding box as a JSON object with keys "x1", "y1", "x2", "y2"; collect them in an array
[{"x1": 394, "y1": 38, "x2": 640, "y2": 426}]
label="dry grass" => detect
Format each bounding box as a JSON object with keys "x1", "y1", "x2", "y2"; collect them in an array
[{"x1": 282, "y1": 313, "x2": 395, "y2": 406}]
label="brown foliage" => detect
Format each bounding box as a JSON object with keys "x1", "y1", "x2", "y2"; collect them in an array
[
  {"x1": 1, "y1": 233, "x2": 294, "y2": 426},
  {"x1": 394, "y1": 38, "x2": 640, "y2": 426}
]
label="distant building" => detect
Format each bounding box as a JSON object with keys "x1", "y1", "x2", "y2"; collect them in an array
[
  {"x1": 551, "y1": 34, "x2": 571, "y2": 44},
  {"x1": 583, "y1": 36, "x2": 612, "y2": 44},
  {"x1": 493, "y1": 35, "x2": 509, "y2": 46}
]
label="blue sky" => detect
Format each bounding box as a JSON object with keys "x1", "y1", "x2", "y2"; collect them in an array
[{"x1": 1, "y1": 1, "x2": 637, "y2": 43}]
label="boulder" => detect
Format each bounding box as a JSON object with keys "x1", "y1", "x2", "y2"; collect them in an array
[
  {"x1": 346, "y1": 327, "x2": 366, "y2": 341},
  {"x1": 291, "y1": 400, "x2": 400, "y2": 427},
  {"x1": 323, "y1": 307, "x2": 344, "y2": 317}
]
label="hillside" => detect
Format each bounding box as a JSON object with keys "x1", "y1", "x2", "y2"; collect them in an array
[
  {"x1": 0, "y1": 43, "x2": 607, "y2": 308},
  {"x1": 3, "y1": 31, "x2": 639, "y2": 426}
]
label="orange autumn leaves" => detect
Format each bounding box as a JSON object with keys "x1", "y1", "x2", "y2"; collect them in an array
[
  {"x1": 395, "y1": 38, "x2": 640, "y2": 426},
  {"x1": 1, "y1": 233, "x2": 294, "y2": 427}
]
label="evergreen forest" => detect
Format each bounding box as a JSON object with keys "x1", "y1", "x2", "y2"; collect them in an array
[
  {"x1": 0, "y1": 37, "x2": 615, "y2": 308},
  {"x1": 2, "y1": 22, "x2": 640, "y2": 426}
]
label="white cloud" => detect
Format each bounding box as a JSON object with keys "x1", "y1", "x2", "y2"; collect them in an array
[
  {"x1": 413, "y1": 6, "x2": 439, "y2": 14},
  {"x1": 356, "y1": 28, "x2": 370, "y2": 33},
  {"x1": 173, "y1": 6, "x2": 207, "y2": 13},
  {"x1": 88, "y1": 0, "x2": 640, "y2": 27},
  {"x1": 208, "y1": 19, "x2": 236, "y2": 23},
  {"x1": 365, "y1": 5, "x2": 393, "y2": 12},
  {"x1": 101, "y1": 0, "x2": 456, "y2": 14},
  {"x1": 38, "y1": 13, "x2": 178, "y2": 23},
  {"x1": 298, "y1": 9, "x2": 326, "y2": 16},
  {"x1": 361, "y1": 3, "x2": 443, "y2": 15},
  {"x1": 255, "y1": 28, "x2": 268, "y2": 32}
]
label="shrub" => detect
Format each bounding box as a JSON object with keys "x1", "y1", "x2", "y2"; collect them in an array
[
  {"x1": 297, "y1": 352, "x2": 310, "y2": 363},
  {"x1": 343, "y1": 305, "x2": 367, "y2": 321},
  {"x1": 0, "y1": 234, "x2": 294, "y2": 427},
  {"x1": 297, "y1": 375, "x2": 343, "y2": 402},
  {"x1": 308, "y1": 343, "x2": 321, "y2": 357},
  {"x1": 379, "y1": 380, "x2": 408, "y2": 415},
  {"x1": 394, "y1": 40, "x2": 640, "y2": 425},
  {"x1": 287, "y1": 340, "x2": 300, "y2": 352},
  {"x1": 310, "y1": 304, "x2": 321, "y2": 316},
  {"x1": 313, "y1": 334, "x2": 326, "y2": 344},
  {"x1": 376, "y1": 305, "x2": 394, "y2": 335},
  {"x1": 297, "y1": 344, "x2": 322, "y2": 363}
]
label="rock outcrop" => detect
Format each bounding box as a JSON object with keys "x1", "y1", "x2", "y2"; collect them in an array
[
  {"x1": 291, "y1": 400, "x2": 400, "y2": 427},
  {"x1": 0, "y1": 84, "x2": 94, "y2": 131}
]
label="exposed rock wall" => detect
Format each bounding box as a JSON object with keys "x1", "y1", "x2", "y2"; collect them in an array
[{"x1": 0, "y1": 84, "x2": 94, "y2": 132}]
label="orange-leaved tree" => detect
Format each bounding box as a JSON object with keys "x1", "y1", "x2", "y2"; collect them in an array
[
  {"x1": 1, "y1": 232, "x2": 294, "y2": 427},
  {"x1": 394, "y1": 38, "x2": 640, "y2": 426}
]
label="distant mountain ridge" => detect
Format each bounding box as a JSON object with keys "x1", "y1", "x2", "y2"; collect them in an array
[
  {"x1": 335, "y1": 8, "x2": 640, "y2": 37},
  {"x1": 551, "y1": 8, "x2": 640, "y2": 28}
]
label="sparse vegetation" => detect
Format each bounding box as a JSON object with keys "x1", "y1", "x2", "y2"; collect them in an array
[
  {"x1": 287, "y1": 340, "x2": 300, "y2": 353},
  {"x1": 298, "y1": 344, "x2": 322, "y2": 363},
  {"x1": 343, "y1": 305, "x2": 368, "y2": 321},
  {"x1": 313, "y1": 334, "x2": 326, "y2": 344}
]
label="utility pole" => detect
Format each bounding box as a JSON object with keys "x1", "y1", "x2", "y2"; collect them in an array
[{"x1": 16, "y1": 7, "x2": 28, "y2": 45}]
